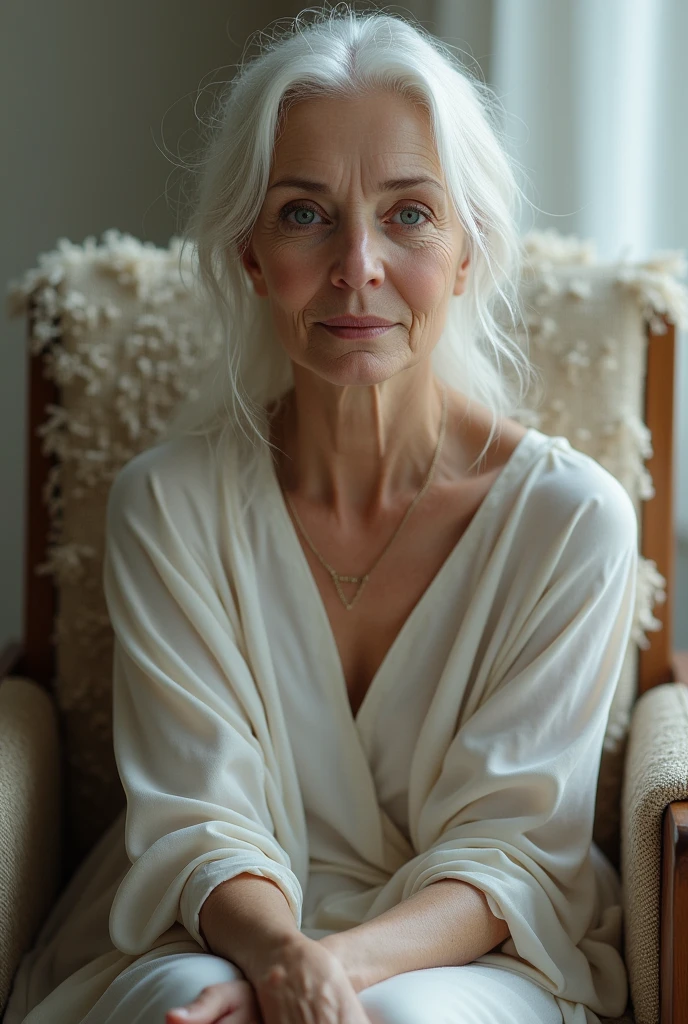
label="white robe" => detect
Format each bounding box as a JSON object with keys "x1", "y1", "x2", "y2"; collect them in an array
[{"x1": 4, "y1": 424, "x2": 637, "y2": 1024}]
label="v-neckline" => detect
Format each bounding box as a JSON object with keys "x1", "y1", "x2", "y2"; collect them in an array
[{"x1": 263, "y1": 425, "x2": 542, "y2": 729}]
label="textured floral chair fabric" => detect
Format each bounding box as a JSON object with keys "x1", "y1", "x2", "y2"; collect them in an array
[{"x1": 3, "y1": 228, "x2": 688, "y2": 1024}]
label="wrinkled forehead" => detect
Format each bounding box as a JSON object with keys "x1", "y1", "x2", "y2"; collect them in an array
[{"x1": 269, "y1": 90, "x2": 446, "y2": 191}]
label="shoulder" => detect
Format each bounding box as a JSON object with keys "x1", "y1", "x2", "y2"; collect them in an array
[
  {"x1": 471, "y1": 410, "x2": 637, "y2": 550},
  {"x1": 106, "y1": 433, "x2": 220, "y2": 529},
  {"x1": 518, "y1": 431, "x2": 638, "y2": 565}
]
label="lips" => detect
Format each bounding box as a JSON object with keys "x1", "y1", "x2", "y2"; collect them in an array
[{"x1": 321, "y1": 315, "x2": 396, "y2": 327}]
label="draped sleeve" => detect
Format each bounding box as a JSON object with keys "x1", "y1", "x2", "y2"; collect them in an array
[
  {"x1": 103, "y1": 443, "x2": 304, "y2": 956},
  {"x1": 397, "y1": 461, "x2": 638, "y2": 1016}
]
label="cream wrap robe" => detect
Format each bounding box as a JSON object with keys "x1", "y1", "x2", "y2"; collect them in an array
[
  {"x1": 6, "y1": 423, "x2": 637, "y2": 1024},
  {"x1": 105, "y1": 422, "x2": 636, "y2": 1023}
]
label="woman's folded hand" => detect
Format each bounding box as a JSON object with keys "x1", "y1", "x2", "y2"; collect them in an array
[{"x1": 249, "y1": 932, "x2": 372, "y2": 1024}]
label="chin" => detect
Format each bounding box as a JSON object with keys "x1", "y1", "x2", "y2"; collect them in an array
[{"x1": 311, "y1": 349, "x2": 408, "y2": 387}]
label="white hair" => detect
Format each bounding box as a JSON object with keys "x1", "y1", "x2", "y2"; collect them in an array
[{"x1": 162, "y1": 3, "x2": 540, "y2": 502}]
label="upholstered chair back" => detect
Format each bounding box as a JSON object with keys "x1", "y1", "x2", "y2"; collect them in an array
[{"x1": 7, "y1": 228, "x2": 686, "y2": 880}]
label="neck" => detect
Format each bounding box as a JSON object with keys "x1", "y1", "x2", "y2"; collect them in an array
[{"x1": 269, "y1": 371, "x2": 451, "y2": 525}]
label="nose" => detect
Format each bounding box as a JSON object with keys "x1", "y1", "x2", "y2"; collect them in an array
[{"x1": 329, "y1": 216, "x2": 385, "y2": 291}]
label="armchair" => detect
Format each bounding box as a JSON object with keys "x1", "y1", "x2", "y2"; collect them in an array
[{"x1": 1, "y1": 228, "x2": 687, "y2": 1023}]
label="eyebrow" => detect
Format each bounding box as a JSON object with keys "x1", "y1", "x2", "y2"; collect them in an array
[{"x1": 267, "y1": 175, "x2": 445, "y2": 194}]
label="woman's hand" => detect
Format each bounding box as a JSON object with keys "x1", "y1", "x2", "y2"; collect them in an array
[
  {"x1": 164, "y1": 935, "x2": 369, "y2": 1023},
  {"x1": 166, "y1": 978, "x2": 262, "y2": 1023},
  {"x1": 249, "y1": 933, "x2": 371, "y2": 1024}
]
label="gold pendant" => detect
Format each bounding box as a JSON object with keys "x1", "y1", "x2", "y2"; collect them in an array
[{"x1": 332, "y1": 572, "x2": 370, "y2": 611}]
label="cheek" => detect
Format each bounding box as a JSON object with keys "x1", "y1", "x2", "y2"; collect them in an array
[
  {"x1": 394, "y1": 247, "x2": 452, "y2": 314},
  {"x1": 263, "y1": 248, "x2": 321, "y2": 309}
]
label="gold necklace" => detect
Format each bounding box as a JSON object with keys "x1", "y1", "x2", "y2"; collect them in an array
[{"x1": 283, "y1": 383, "x2": 448, "y2": 611}]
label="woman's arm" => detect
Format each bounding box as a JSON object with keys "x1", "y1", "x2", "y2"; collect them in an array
[
  {"x1": 103, "y1": 446, "x2": 305, "y2": 955},
  {"x1": 322, "y1": 465, "x2": 639, "y2": 1012},
  {"x1": 199, "y1": 872, "x2": 303, "y2": 979},
  {"x1": 319, "y1": 877, "x2": 509, "y2": 992}
]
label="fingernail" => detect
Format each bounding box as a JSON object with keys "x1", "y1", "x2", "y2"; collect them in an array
[{"x1": 169, "y1": 1011, "x2": 189, "y2": 1018}]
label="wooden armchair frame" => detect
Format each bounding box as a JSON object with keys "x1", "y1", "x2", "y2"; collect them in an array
[{"x1": 1, "y1": 300, "x2": 687, "y2": 1022}]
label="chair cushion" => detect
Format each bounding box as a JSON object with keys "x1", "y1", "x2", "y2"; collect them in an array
[
  {"x1": 0, "y1": 677, "x2": 62, "y2": 1015},
  {"x1": 6, "y1": 228, "x2": 687, "y2": 872}
]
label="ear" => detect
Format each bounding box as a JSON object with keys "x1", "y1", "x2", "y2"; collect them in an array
[
  {"x1": 239, "y1": 242, "x2": 269, "y2": 298},
  {"x1": 453, "y1": 248, "x2": 471, "y2": 297}
]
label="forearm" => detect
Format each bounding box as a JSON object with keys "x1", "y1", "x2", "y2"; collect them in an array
[
  {"x1": 319, "y1": 878, "x2": 510, "y2": 993},
  {"x1": 198, "y1": 871, "x2": 303, "y2": 980}
]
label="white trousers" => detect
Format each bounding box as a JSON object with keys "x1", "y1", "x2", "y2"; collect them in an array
[{"x1": 70, "y1": 940, "x2": 563, "y2": 1024}]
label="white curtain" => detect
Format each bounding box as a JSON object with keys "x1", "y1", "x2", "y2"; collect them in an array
[{"x1": 428, "y1": 0, "x2": 688, "y2": 642}]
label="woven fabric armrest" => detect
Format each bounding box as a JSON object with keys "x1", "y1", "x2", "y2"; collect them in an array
[
  {"x1": 0, "y1": 677, "x2": 63, "y2": 1017},
  {"x1": 621, "y1": 681, "x2": 688, "y2": 1024}
]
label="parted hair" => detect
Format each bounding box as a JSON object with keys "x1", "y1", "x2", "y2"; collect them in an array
[{"x1": 163, "y1": 2, "x2": 538, "y2": 486}]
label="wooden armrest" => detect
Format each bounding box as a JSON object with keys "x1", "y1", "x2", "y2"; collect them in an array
[{"x1": 662, "y1": 798, "x2": 688, "y2": 1023}]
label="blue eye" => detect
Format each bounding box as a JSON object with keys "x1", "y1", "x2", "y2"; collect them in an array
[
  {"x1": 392, "y1": 206, "x2": 429, "y2": 229},
  {"x1": 280, "y1": 203, "x2": 323, "y2": 230},
  {"x1": 278, "y1": 202, "x2": 431, "y2": 231}
]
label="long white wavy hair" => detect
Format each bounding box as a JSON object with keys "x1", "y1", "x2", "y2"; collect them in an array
[{"x1": 162, "y1": 3, "x2": 540, "y2": 505}]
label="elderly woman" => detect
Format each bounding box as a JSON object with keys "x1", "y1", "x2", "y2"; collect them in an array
[{"x1": 8, "y1": 7, "x2": 638, "y2": 1024}]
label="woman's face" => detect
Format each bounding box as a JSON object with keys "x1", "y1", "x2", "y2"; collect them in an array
[{"x1": 241, "y1": 89, "x2": 470, "y2": 387}]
